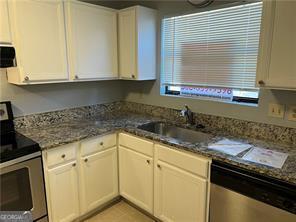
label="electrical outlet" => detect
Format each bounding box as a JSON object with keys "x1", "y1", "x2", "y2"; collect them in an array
[
  {"x1": 287, "y1": 106, "x2": 296, "y2": 121},
  {"x1": 268, "y1": 103, "x2": 285, "y2": 118}
]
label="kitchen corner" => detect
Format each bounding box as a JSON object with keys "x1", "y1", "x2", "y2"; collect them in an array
[{"x1": 1, "y1": 0, "x2": 296, "y2": 221}]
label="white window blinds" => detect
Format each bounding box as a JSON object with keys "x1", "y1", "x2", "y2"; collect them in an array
[{"x1": 161, "y1": 2, "x2": 262, "y2": 89}]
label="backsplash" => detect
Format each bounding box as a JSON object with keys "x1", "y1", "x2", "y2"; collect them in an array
[
  {"x1": 14, "y1": 102, "x2": 122, "y2": 128},
  {"x1": 118, "y1": 102, "x2": 296, "y2": 146},
  {"x1": 14, "y1": 101, "x2": 296, "y2": 146}
]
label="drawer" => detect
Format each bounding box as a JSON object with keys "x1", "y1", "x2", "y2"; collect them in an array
[
  {"x1": 80, "y1": 133, "x2": 117, "y2": 156},
  {"x1": 156, "y1": 144, "x2": 210, "y2": 178},
  {"x1": 47, "y1": 143, "x2": 77, "y2": 167},
  {"x1": 119, "y1": 133, "x2": 153, "y2": 157}
]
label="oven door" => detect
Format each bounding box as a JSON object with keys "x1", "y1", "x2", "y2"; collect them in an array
[{"x1": 0, "y1": 154, "x2": 47, "y2": 221}]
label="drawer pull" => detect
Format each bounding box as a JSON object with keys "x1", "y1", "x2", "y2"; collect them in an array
[
  {"x1": 99, "y1": 142, "x2": 104, "y2": 146},
  {"x1": 72, "y1": 163, "x2": 76, "y2": 167},
  {"x1": 146, "y1": 160, "x2": 150, "y2": 164},
  {"x1": 84, "y1": 158, "x2": 88, "y2": 163},
  {"x1": 61, "y1": 154, "x2": 66, "y2": 159},
  {"x1": 157, "y1": 164, "x2": 161, "y2": 169}
]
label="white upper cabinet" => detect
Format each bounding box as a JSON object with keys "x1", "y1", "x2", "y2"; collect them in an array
[
  {"x1": 65, "y1": 1, "x2": 118, "y2": 80},
  {"x1": 7, "y1": 0, "x2": 69, "y2": 84},
  {"x1": 118, "y1": 6, "x2": 157, "y2": 80},
  {"x1": 256, "y1": 0, "x2": 296, "y2": 90},
  {"x1": 0, "y1": 0, "x2": 12, "y2": 44},
  {"x1": 5, "y1": 1, "x2": 157, "y2": 84}
]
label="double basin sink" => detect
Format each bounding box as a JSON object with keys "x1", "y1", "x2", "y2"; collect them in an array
[{"x1": 137, "y1": 121, "x2": 212, "y2": 144}]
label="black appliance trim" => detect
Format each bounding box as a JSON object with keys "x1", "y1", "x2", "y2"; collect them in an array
[
  {"x1": 211, "y1": 160, "x2": 296, "y2": 214},
  {"x1": 0, "y1": 132, "x2": 41, "y2": 163},
  {"x1": 0, "y1": 101, "x2": 14, "y2": 134},
  {"x1": 0, "y1": 46, "x2": 16, "y2": 68}
]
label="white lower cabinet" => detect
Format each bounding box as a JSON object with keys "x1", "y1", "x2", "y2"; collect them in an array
[
  {"x1": 47, "y1": 161, "x2": 80, "y2": 222},
  {"x1": 154, "y1": 160, "x2": 208, "y2": 222},
  {"x1": 44, "y1": 133, "x2": 210, "y2": 222},
  {"x1": 119, "y1": 146, "x2": 154, "y2": 214},
  {"x1": 80, "y1": 147, "x2": 118, "y2": 214},
  {"x1": 43, "y1": 134, "x2": 118, "y2": 222},
  {"x1": 154, "y1": 144, "x2": 210, "y2": 222}
]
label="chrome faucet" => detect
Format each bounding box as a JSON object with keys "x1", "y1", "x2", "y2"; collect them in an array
[{"x1": 180, "y1": 105, "x2": 195, "y2": 125}]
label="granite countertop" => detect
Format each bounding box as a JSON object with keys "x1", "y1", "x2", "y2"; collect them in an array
[{"x1": 17, "y1": 114, "x2": 296, "y2": 186}]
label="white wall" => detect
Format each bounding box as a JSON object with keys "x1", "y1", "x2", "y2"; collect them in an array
[
  {"x1": 123, "y1": 80, "x2": 296, "y2": 128},
  {"x1": 0, "y1": 69, "x2": 124, "y2": 117}
]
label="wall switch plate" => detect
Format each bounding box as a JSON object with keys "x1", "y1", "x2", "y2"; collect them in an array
[
  {"x1": 268, "y1": 103, "x2": 285, "y2": 118},
  {"x1": 287, "y1": 106, "x2": 296, "y2": 121}
]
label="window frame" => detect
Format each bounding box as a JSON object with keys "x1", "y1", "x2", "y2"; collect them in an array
[{"x1": 160, "y1": 1, "x2": 262, "y2": 105}]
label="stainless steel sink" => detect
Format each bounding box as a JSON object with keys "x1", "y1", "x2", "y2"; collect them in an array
[{"x1": 138, "y1": 122, "x2": 212, "y2": 143}]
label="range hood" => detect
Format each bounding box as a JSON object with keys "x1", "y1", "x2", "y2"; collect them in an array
[{"x1": 0, "y1": 46, "x2": 16, "y2": 68}]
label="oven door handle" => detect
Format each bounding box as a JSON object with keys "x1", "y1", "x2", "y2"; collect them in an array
[{"x1": 0, "y1": 151, "x2": 41, "y2": 170}]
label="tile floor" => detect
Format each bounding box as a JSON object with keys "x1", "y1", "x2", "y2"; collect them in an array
[{"x1": 85, "y1": 201, "x2": 155, "y2": 222}]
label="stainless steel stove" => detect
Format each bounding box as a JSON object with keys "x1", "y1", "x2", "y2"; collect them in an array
[{"x1": 0, "y1": 101, "x2": 48, "y2": 221}]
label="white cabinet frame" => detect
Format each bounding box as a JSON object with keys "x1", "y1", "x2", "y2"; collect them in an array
[{"x1": 256, "y1": 0, "x2": 296, "y2": 90}]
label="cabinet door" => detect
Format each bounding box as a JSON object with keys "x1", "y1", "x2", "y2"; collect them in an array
[
  {"x1": 0, "y1": 0, "x2": 11, "y2": 43},
  {"x1": 80, "y1": 147, "x2": 118, "y2": 214},
  {"x1": 257, "y1": 1, "x2": 296, "y2": 89},
  {"x1": 118, "y1": 8, "x2": 136, "y2": 79},
  {"x1": 119, "y1": 146, "x2": 153, "y2": 213},
  {"x1": 66, "y1": 2, "x2": 118, "y2": 80},
  {"x1": 47, "y1": 161, "x2": 79, "y2": 222},
  {"x1": 154, "y1": 160, "x2": 208, "y2": 222},
  {"x1": 8, "y1": 0, "x2": 68, "y2": 82}
]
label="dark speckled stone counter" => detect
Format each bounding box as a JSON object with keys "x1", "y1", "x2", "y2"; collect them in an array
[{"x1": 17, "y1": 113, "x2": 296, "y2": 186}]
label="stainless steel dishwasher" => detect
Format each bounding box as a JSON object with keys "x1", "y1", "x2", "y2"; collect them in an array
[{"x1": 210, "y1": 160, "x2": 296, "y2": 222}]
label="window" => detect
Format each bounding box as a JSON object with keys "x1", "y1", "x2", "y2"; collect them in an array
[{"x1": 161, "y1": 2, "x2": 262, "y2": 104}]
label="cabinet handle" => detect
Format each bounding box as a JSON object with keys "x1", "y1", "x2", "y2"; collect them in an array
[
  {"x1": 157, "y1": 164, "x2": 161, "y2": 169},
  {"x1": 84, "y1": 158, "x2": 88, "y2": 163},
  {"x1": 74, "y1": 75, "x2": 79, "y2": 80},
  {"x1": 24, "y1": 76, "x2": 29, "y2": 81},
  {"x1": 258, "y1": 80, "x2": 265, "y2": 85},
  {"x1": 72, "y1": 163, "x2": 76, "y2": 167},
  {"x1": 99, "y1": 142, "x2": 104, "y2": 146},
  {"x1": 131, "y1": 74, "x2": 135, "y2": 79},
  {"x1": 61, "y1": 154, "x2": 66, "y2": 158},
  {"x1": 146, "y1": 160, "x2": 150, "y2": 164}
]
